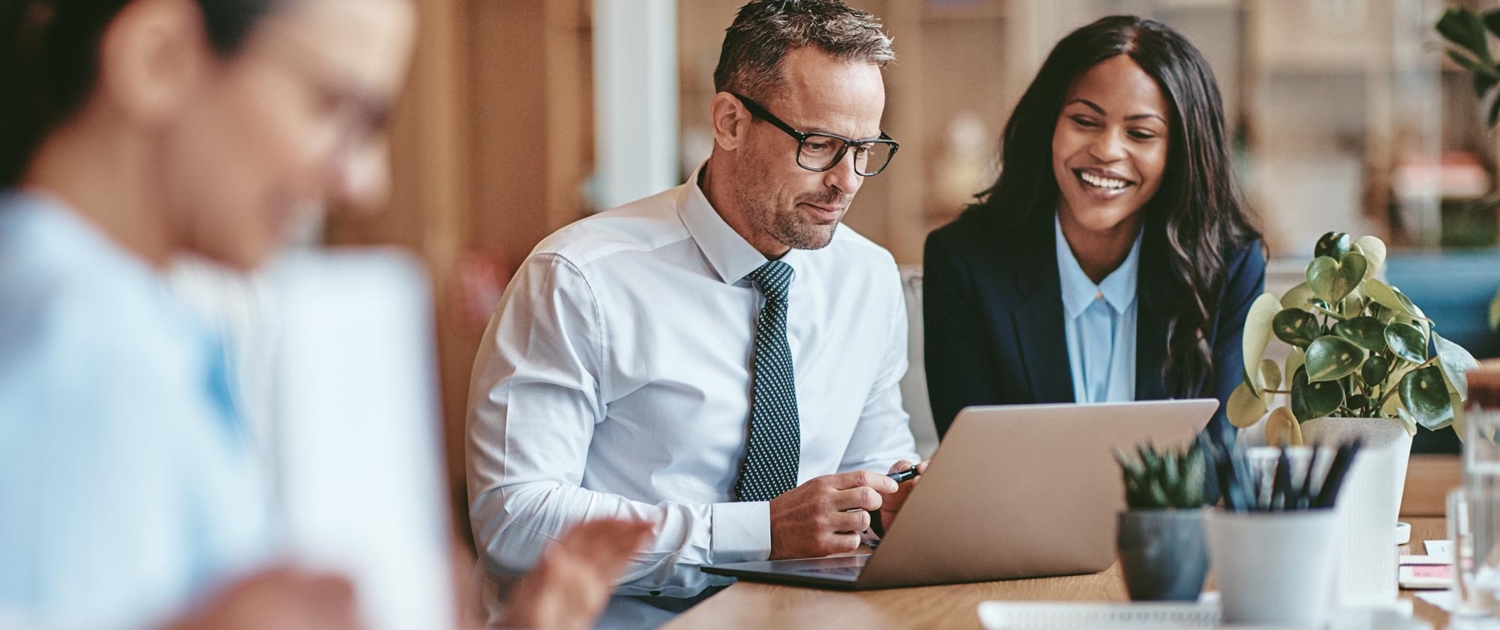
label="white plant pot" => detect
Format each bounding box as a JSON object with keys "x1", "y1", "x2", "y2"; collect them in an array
[{"x1": 1299, "y1": 416, "x2": 1413, "y2": 606}]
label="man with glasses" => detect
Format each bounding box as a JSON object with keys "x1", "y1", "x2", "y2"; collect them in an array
[{"x1": 466, "y1": 1, "x2": 922, "y2": 626}]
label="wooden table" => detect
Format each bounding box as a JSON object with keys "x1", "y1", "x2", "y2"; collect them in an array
[{"x1": 662, "y1": 517, "x2": 1449, "y2": 630}]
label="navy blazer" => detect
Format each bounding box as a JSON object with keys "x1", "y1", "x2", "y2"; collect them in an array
[{"x1": 923, "y1": 208, "x2": 1266, "y2": 447}]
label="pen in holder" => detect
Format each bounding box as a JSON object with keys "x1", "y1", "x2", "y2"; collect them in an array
[{"x1": 1204, "y1": 438, "x2": 1361, "y2": 627}]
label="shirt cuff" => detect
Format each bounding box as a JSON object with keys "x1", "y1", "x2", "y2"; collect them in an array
[{"x1": 709, "y1": 501, "x2": 771, "y2": 563}]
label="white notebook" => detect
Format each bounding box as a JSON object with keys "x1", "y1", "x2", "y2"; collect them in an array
[{"x1": 977, "y1": 595, "x2": 1420, "y2": 630}]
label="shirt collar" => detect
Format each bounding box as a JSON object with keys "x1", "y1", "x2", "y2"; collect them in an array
[
  {"x1": 1054, "y1": 213, "x2": 1143, "y2": 320},
  {"x1": 677, "y1": 160, "x2": 797, "y2": 285}
]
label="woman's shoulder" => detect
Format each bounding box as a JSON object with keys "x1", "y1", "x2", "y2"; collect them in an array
[
  {"x1": 1223, "y1": 236, "x2": 1268, "y2": 279},
  {"x1": 926, "y1": 204, "x2": 1049, "y2": 261}
]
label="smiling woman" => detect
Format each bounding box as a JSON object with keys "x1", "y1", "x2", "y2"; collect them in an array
[{"x1": 922, "y1": 15, "x2": 1266, "y2": 449}]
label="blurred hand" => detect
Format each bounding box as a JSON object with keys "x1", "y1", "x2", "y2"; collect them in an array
[
  {"x1": 768, "y1": 470, "x2": 896, "y2": 560},
  {"x1": 161, "y1": 567, "x2": 362, "y2": 630},
  {"x1": 878, "y1": 459, "x2": 930, "y2": 532},
  {"x1": 498, "y1": 518, "x2": 654, "y2": 630}
]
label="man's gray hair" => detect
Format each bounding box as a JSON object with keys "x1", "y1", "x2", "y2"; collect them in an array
[{"x1": 713, "y1": 0, "x2": 895, "y2": 101}]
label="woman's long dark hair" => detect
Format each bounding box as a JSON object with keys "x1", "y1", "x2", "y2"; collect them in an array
[
  {"x1": 967, "y1": 15, "x2": 1260, "y2": 397},
  {"x1": 0, "y1": 0, "x2": 280, "y2": 186}
]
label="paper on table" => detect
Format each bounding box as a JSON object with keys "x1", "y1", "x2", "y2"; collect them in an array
[{"x1": 1426, "y1": 540, "x2": 1454, "y2": 560}]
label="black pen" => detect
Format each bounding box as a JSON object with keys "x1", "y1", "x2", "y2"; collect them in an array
[
  {"x1": 1317, "y1": 438, "x2": 1363, "y2": 509},
  {"x1": 888, "y1": 467, "x2": 920, "y2": 483}
]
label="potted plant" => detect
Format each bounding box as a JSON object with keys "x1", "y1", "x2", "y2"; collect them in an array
[
  {"x1": 1227, "y1": 231, "x2": 1478, "y2": 603},
  {"x1": 1113, "y1": 439, "x2": 1210, "y2": 602},
  {"x1": 1434, "y1": 6, "x2": 1500, "y2": 331}
]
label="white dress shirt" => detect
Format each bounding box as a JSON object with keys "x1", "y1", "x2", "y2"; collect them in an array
[
  {"x1": 466, "y1": 165, "x2": 918, "y2": 628},
  {"x1": 0, "y1": 193, "x2": 267, "y2": 630},
  {"x1": 1056, "y1": 215, "x2": 1142, "y2": 404}
]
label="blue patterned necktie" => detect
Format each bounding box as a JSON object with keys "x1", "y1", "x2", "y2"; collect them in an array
[{"x1": 735, "y1": 261, "x2": 800, "y2": 502}]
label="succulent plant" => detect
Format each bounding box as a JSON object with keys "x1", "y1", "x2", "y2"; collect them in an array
[{"x1": 1114, "y1": 440, "x2": 1208, "y2": 510}]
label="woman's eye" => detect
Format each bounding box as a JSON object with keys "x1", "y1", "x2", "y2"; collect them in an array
[
  {"x1": 1129, "y1": 129, "x2": 1159, "y2": 140},
  {"x1": 1071, "y1": 116, "x2": 1099, "y2": 128}
]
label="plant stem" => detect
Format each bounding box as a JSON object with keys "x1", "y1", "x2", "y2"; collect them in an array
[
  {"x1": 1376, "y1": 356, "x2": 1440, "y2": 409},
  {"x1": 1315, "y1": 305, "x2": 1348, "y2": 321}
]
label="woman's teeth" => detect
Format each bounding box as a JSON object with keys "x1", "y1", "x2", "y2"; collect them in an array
[{"x1": 1080, "y1": 171, "x2": 1129, "y2": 190}]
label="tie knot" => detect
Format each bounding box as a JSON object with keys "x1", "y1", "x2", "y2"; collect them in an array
[{"x1": 748, "y1": 261, "x2": 794, "y2": 302}]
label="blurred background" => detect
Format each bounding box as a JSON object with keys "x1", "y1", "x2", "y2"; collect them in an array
[{"x1": 320, "y1": 0, "x2": 1500, "y2": 522}]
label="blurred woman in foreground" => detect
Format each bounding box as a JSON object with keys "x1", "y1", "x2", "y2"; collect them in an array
[{"x1": 0, "y1": 1, "x2": 648, "y2": 629}]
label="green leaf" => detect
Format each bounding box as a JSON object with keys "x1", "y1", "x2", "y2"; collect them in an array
[
  {"x1": 1292, "y1": 368, "x2": 1344, "y2": 422},
  {"x1": 1242, "y1": 293, "x2": 1281, "y2": 392},
  {"x1": 1366, "y1": 278, "x2": 1427, "y2": 321},
  {"x1": 1306, "y1": 252, "x2": 1368, "y2": 305},
  {"x1": 1477, "y1": 68, "x2": 1500, "y2": 100},
  {"x1": 1341, "y1": 293, "x2": 1365, "y2": 319},
  {"x1": 1490, "y1": 287, "x2": 1500, "y2": 331},
  {"x1": 1273, "y1": 308, "x2": 1321, "y2": 348},
  {"x1": 1286, "y1": 347, "x2": 1307, "y2": 384},
  {"x1": 1483, "y1": 8, "x2": 1500, "y2": 40},
  {"x1": 1386, "y1": 322, "x2": 1428, "y2": 364},
  {"x1": 1362, "y1": 355, "x2": 1391, "y2": 387},
  {"x1": 1490, "y1": 90, "x2": 1500, "y2": 128},
  {"x1": 1396, "y1": 406, "x2": 1419, "y2": 437},
  {"x1": 1139, "y1": 444, "x2": 1161, "y2": 474},
  {"x1": 1370, "y1": 302, "x2": 1394, "y2": 324},
  {"x1": 1401, "y1": 365, "x2": 1456, "y2": 431},
  {"x1": 1266, "y1": 407, "x2": 1303, "y2": 447},
  {"x1": 1352, "y1": 236, "x2": 1387, "y2": 279},
  {"x1": 1228, "y1": 381, "x2": 1268, "y2": 429},
  {"x1": 1333, "y1": 316, "x2": 1386, "y2": 351},
  {"x1": 1281, "y1": 282, "x2": 1318, "y2": 310},
  {"x1": 1439, "y1": 8, "x2": 1492, "y2": 64},
  {"x1": 1179, "y1": 447, "x2": 1206, "y2": 507},
  {"x1": 1448, "y1": 48, "x2": 1500, "y2": 80},
  {"x1": 1306, "y1": 336, "x2": 1365, "y2": 383},
  {"x1": 1454, "y1": 389, "x2": 1469, "y2": 443},
  {"x1": 1434, "y1": 331, "x2": 1480, "y2": 398},
  {"x1": 1314, "y1": 232, "x2": 1352, "y2": 260},
  {"x1": 1259, "y1": 358, "x2": 1283, "y2": 392}
]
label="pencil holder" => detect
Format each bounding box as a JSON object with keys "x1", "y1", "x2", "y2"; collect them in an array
[{"x1": 1205, "y1": 509, "x2": 1339, "y2": 628}]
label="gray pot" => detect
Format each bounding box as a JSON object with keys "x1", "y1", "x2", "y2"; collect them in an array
[{"x1": 1117, "y1": 509, "x2": 1208, "y2": 601}]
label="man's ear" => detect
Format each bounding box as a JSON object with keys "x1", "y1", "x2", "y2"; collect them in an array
[
  {"x1": 708, "y1": 92, "x2": 752, "y2": 152},
  {"x1": 97, "y1": 0, "x2": 215, "y2": 125}
]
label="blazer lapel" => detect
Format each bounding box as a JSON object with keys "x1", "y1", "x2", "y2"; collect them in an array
[
  {"x1": 1135, "y1": 301, "x2": 1171, "y2": 401},
  {"x1": 1009, "y1": 217, "x2": 1075, "y2": 404},
  {"x1": 1135, "y1": 237, "x2": 1189, "y2": 401}
]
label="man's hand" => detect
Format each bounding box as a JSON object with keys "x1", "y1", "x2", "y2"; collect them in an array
[
  {"x1": 161, "y1": 567, "x2": 363, "y2": 630},
  {"x1": 769, "y1": 470, "x2": 896, "y2": 559},
  {"x1": 499, "y1": 518, "x2": 655, "y2": 630},
  {"x1": 878, "y1": 460, "x2": 931, "y2": 533}
]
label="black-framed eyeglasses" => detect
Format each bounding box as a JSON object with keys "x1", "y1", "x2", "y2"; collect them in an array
[{"x1": 732, "y1": 93, "x2": 899, "y2": 177}]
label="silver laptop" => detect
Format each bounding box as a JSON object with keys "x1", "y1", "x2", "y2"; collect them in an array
[
  {"x1": 269, "y1": 251, "x2": 457, "y2": 630},
  {"x1": 701, "y1": 399, "x2": 1218, "y2": 590}
]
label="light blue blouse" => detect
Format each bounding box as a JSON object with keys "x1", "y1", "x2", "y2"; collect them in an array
[
  {"x1": 0, "y1": 193, "x2": 267, "y2": 629},
  {"x1": 1055, "y1": 215, "x2": 1142, "y2": 404}
]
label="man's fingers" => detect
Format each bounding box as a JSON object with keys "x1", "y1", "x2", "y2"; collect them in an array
[
  {"x1": 823, "y1": 532, "x2": 862, "y2": 553},
  {"x1": 829, "y1": 470, "x2": 897, "y2": 493},
  {"x1": 829, "y1": 509, "x2": 870, "y2": 534},
  {"x1": 832, "y1": 486, "x2": 882, "y2": 512}
]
